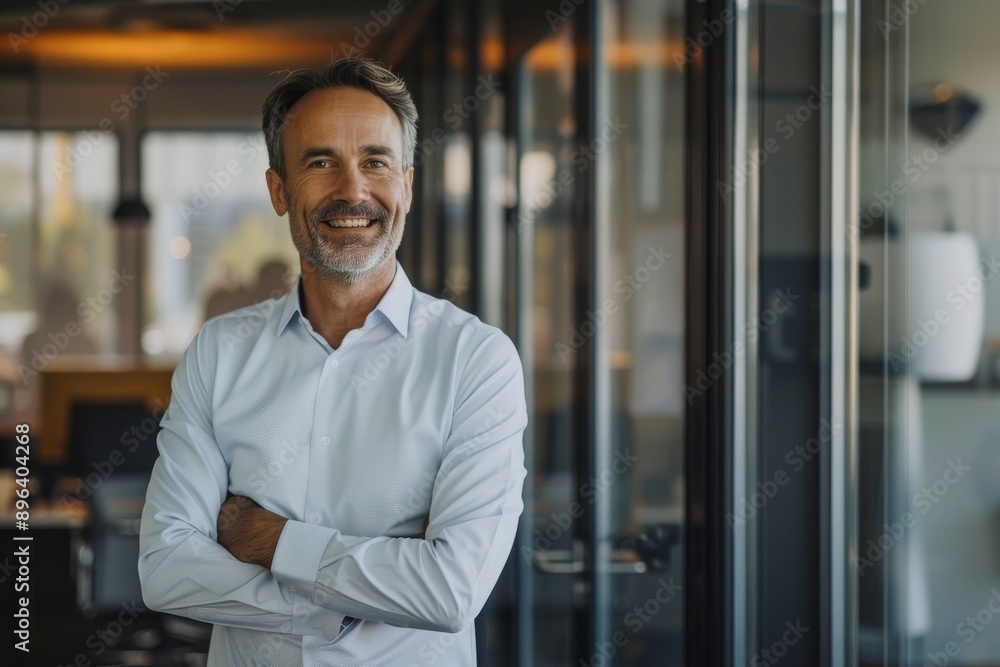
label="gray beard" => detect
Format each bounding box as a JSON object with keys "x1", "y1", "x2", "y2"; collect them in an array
[{"x1": 289, "y1": 214, "x2": 404, "y2": 284}]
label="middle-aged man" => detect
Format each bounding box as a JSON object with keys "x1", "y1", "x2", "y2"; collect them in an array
[{"x1": 138, "y1": 57, "x2": 528, "y2": 666}]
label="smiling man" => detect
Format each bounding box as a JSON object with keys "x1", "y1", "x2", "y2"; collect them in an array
[{"x1": 138, "y1": 58, "x2": 527, "y2": 666}]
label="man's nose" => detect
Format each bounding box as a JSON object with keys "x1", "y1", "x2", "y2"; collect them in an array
[{"x1": 329, "y1": 165, "x2": 370, "y2": 205}]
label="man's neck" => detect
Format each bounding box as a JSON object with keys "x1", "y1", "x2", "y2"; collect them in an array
[{"x1": 299, "y1": 258, "x2": 396, "y2": 350}]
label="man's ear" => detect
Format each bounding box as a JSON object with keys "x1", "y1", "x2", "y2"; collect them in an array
[
  {"x1": 403, "y1": 166, "x2": 414, "y2": 214},
  {"x1": 265, "y1": 168, "x2": 288, "y2": 216}
]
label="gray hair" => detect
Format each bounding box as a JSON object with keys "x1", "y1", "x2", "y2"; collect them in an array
[{"x1": 262, "y1": 57, "x2": 418, "y2": 177}]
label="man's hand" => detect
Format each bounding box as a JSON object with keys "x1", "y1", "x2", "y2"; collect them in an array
[{"x1": 217, "y1": 494, "x2": 288, "y2": 569}]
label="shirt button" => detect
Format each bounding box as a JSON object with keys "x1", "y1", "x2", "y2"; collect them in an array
[
  {"x1": 312, "y1": 625, "x2": 321, "y2": 630},
  {"x1": 288, "y1": 586, "x2": 295, "y2": 592},
  {"x1": 329, "y1": 358, "x2": 339, "y2": 368},
  {"x1": 311, "y1": 514, "x2": 321, "y2": 524},
  {"x1": 320, "y1": 436, "x2": 330, "y2": 446}
]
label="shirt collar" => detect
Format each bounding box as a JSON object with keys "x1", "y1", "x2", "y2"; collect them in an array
[{"x1": 276, "y1": 260, "x2": 413, "y2": 338}]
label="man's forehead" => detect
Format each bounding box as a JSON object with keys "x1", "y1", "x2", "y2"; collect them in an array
[{"x1": 286, "y1": 87, "x2": 402, "y2": 134}]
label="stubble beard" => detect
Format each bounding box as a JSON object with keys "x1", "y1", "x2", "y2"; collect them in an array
[{"x1": 288, "y1": 199, "x2": 405, "y2": 284}]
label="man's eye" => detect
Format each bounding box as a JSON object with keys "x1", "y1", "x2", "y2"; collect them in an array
[
  {"x1": 367, "y1": 159, "x2": 387, "y2": 169},
  {"x1": 309, "y1": 160, "x2": 331, "y2": 168}
]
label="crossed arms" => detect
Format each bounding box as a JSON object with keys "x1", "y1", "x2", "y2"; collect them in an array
[{"x1": 138, "y1": 326, "x2": 527, "y2": 638}]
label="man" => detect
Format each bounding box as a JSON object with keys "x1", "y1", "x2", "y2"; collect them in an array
[{"x1": 138, "y1": 57, "x2": 527, "y2": 666}]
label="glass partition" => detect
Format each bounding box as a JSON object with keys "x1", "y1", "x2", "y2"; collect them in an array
[
  {"x1": 517, "y1": 21, "x2": 581, "y2": 666},
  {"x1": 857, "y1": 1, "x2": 1000, "y2": 665}
]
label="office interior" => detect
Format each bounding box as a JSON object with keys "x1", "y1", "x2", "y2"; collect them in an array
[{"x1": 0, "y1": 0, "x2": 999, "y2": 665}]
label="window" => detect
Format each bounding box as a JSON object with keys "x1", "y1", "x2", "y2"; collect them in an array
[{"x1": 141, "y1": 132, "x2": 298, "y2": 357}]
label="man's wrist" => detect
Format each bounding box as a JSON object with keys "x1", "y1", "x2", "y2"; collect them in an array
[
  {"x1": 256, "y1": 512, "x2": 289, "y2": 569},
  {"x1": 271, "y1": 519, "x2": 338, "y2": 593}
]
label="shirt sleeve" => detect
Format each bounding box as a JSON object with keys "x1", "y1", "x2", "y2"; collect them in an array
[
  {"x1": 270, "y1": 330, "x2": 528, "y2": 634},
  {"x1": 138, "y1": 325, "x2": 349, "y2": 640}
]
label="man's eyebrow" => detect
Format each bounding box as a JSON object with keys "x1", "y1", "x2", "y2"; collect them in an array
[
  {"x1": 360, "y1": 144, "x2": 396, "y2": 160},
  {"x1": 297, "y1": 145, "x2": 397, "y2": 163},
  {"x1": 299, "y1": 146, "x2": 335, "y2": 163}
]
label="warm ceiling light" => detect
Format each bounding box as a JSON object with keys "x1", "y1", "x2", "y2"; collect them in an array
[
  {"x1": 6, "y1": 29, "x2": 341, "y2": 69},
  {"x1": 525, "y1": 39, "x2": 685, "y2": 70}
]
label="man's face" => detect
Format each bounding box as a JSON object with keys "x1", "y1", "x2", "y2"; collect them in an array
[{"x1": 266, "y1": 87, "x2": 413, "y2": 281}]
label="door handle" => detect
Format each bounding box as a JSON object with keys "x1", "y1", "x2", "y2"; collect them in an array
[{"x1": 531, "y1": 544, "x2": 648, "y2": 574}]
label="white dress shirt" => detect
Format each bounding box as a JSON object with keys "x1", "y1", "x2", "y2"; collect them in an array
[{"x1": 138, "y1": 260, "x2": 527, "y2": 666}]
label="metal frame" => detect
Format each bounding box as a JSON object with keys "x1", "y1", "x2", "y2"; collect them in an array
[
  {"x1": 685, "y1": 1, "x2": 735, "y2": 665},
  {"x1": 731, "y1": 0, "x2": 760, "y2": 664},
  {"x1": 820, "y1": 0, "x2": 860, "y2": 666}
]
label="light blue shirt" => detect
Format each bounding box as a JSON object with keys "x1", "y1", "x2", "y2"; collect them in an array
[{"x1": 139, "y1": 261, "x2": 527, "y2": 666}]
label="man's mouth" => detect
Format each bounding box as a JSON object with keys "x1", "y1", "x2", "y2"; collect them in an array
[{"x1": 323, "y1": 218, "x2": 375, "y2": 228}]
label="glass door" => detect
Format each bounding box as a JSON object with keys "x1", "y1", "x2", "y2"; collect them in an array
[
  {"x1": 514, "y1": 1, "x2": 688, "y2": 665},
  {"x1": 592, "y1": 0, "x2": 686, "y2": 664},
  {"x1": 515, "y1": 20, "x2": 586, "y2": 667},
  {"x1": 856, "y1": 2, "x2": 1000, "y2": 666}
]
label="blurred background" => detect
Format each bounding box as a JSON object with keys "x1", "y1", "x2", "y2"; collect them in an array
[
  {"x1": 0, "y1": 0, "x2": 999, "y2": 666},
  {"x1": 0, "y1": 0, "x2": 684, "y2": 665}
]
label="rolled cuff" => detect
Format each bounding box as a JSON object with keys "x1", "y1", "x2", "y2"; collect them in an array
[{"x1": 272, "y1": 519, "x2": 344, "y2": 637}]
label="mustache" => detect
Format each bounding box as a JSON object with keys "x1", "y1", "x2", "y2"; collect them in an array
[{"x1": 308, "y1": 202, "x2": 390, "y2": 225}]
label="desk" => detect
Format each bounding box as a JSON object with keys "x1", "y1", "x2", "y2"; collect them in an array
[{"x1": 39, "y1": 363, "x2": 174, "y2": 463}]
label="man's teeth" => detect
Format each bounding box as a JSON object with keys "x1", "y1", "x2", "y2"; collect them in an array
[{"x1": 326, "y1": 218, "x2": 372, "y2": 228}]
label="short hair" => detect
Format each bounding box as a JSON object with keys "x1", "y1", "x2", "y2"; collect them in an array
[{"x1": 262, "y1": 57, "x2": 418, "y2": 178}]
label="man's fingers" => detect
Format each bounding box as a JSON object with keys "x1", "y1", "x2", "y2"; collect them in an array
[{"x1": 218, "y1": 495, "x2": 251, "y2": 534}]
